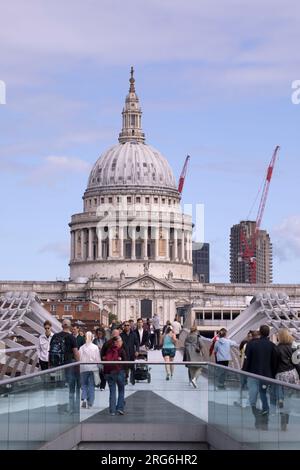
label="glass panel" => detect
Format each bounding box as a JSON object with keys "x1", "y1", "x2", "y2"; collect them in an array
[
  {"x1": 207, "y1": 364, "x2": 300, "y2": 449},
  {"x1": 1, "y1": 358, "x2": 300, "y2": 450},
  {"x1": 0, "y1": 364, "x2": 80, "y2": 450}
]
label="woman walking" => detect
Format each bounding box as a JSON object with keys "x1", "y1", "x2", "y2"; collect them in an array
[
  {"x1": 102, "y1": 336, "x2": 127, "y2": 416},
  {"x1": 184, "y1": 326, "x2": 204, "y2": 388},
  {"x1": 214, "y1": 328, "x2": 238, "y2": 389},
  {"x1": 161, "y1": 326, "x2": 177, "y2": 380},
  {"x1": 275, "y1": 328, "x2": 300, "y2": 430},
  {"x1": 79, "y1": 331, "x2": 101, "y2": 409}
]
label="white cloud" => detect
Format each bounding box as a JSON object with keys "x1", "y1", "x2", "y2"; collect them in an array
[
  {"x1": 38, "y1": 242, "x2": 69, "y2": 259},
  {"x1": 273, "y1": 215, "x2": 300, "y2": 262},
  {"x1": 23, "y1": 155, "x2": 91, "y2": 187},
  {"x1": 1, "y1": 0, "x2": 300, "y2": 92}
]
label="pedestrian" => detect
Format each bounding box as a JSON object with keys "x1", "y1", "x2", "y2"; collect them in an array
[
  {"x1": 160, "y1": 326, "x2": 177, "y2": 380},
  {"x1": 37, "y1": 320, "x2": 53, "y2": 370},
  {"x1": 152, "y1": 313, "x2": 161, "y2": 350},
  {"x1": 184, "y1": 326, "x2": 204, "y2": 388},
  {"x1": 93, "y1": 328, "x2": 107, "y2": 390},
  {"x1": 209, "y1": 331, "x2": 219, "y2": 359},
  {"x1": 79, "y1": 331, "x2": 101, "y2": 409},
  {"x1": 162, "y1": 320, "x2": 172, "y2": 335},
  {"x1": 244, "y1": 324, "x2": 278, "y2": 420},
  {"x1": 214, "y1": 328, "x2": 238, "y2": 389},
  {"x1": 72, "y1": 324, "x2": 85, "y2": 349},
  {"x1": 275, "y1": 328, "x2": 300, "y2": 431},
  {"x1": 103, "y1": 336, "x2": 127, "y2": 416},
  {"x1": 134, "y1": 318, "x2": 149, "y2": 349},
  {"x1": 121, "y1": 322, "x2": 139, "y2": 385},
  {"x1": 172, "y1": 317, "x2": 182, "y2": 339},
  {"x1": 146, "y1": 318, "x2": 155, "y2": 349},
  {"x1": 49, "y1": 319, "x2": 80, "y2": 414}
]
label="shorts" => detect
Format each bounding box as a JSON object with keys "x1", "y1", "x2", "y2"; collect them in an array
[{"x1": 162, "y1": 348, "x2": 176, "y2": 358}]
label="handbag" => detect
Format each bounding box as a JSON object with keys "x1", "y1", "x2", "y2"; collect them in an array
[{"x1": 93, "y1": 370, "x2": 100, "y2": 386}]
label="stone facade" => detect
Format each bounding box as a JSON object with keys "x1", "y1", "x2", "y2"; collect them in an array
[{"x1": 69, "y1": 67, "x2": 193, "y2": 283}]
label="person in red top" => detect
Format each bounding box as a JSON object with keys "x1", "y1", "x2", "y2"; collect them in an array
[
  {"x1": 209, "y1": 331, "x2": 220, "y2": 359},
  {"x1": 102, "y1": 336, "x2": 127, "y2": 416}
]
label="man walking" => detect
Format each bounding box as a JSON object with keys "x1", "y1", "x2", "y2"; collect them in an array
[
  {"x1": 50, "y1": 319, "x2": 80, "y2": 414},
  {"x1": 121, "y1": 322, "x2": 139, "y2": 384},
  {"x1": 244, "y1": 324, "x2": 277, "y2": 423},
  {"x1": 152, "y1": 313, "x2": 161, "y2": 350}
]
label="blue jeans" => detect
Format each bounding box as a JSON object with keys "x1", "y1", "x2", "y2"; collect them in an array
[
  {"x1": 106, "y1": 370, "x2": 125, "y2": 414},
  {"x1": 247, "y1": 377, "x2": 269, "y2": 412},
  {"x1": 81, "y1": 371, "x2": 95, "y2": 406},
  {"x1": 65, "y1": 366, "x2": 80, "y2": 413}
]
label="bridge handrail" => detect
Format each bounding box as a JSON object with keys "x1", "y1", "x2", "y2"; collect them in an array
[{"x1": 1, "y1": 360, "x2": 300, "y2": 391}]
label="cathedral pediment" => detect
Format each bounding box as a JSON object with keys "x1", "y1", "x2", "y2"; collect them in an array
[{"x1": 119, "y1": 274, "x2": 174, "y2": 291}]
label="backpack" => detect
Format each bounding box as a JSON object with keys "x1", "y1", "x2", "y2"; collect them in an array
[{"x1": 49, "y1": 332, "x2": 66, "y2": 367}]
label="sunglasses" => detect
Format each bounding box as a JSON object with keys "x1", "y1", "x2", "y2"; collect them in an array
[{"x1": 124, "y1": 324, "x2": 130, "y2": 327}]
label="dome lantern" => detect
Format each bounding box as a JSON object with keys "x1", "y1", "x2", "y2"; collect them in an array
[{"x1": 118, "y1": 66, "x2": 145, "y2": 144}]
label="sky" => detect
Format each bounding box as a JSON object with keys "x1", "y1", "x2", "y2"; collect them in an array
[{"x1": 0, "y1": 0, "x2": 300, "y2": 283}]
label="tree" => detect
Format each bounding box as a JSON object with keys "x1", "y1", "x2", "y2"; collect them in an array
[{"x1": 109, "y1": 313, "x2": 118, "y2": 325}]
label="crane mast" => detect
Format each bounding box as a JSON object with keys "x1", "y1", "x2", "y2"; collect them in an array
[
  {"x1": 178, "y1": 155, "x2": 190, "y2": 194},
  {"x1": 240, "y1": 145, "x2": 280, "y2": 283}
]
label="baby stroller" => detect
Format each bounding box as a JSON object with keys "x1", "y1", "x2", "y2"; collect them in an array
[{"x1": 132, "y1": 350, "x2": 151, "y2": 384}]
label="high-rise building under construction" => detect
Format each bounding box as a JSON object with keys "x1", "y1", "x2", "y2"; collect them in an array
[{"x1": 230, "y1": 221, "x2": 273, "y2": 284}]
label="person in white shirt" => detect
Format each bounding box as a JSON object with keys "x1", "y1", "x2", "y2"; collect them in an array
[
  {"x1": 79, "y1": 331, "x2": 101, "y2": 408},
  {"x1": 37, "y1": 320, "x2": 53, "y2": 370},
  {"x1": 172, "y1": 318, "x2": 182, "y2": 339},
  {"x1": 152, "y1": 313, "x2": 161, "y2": 350}
]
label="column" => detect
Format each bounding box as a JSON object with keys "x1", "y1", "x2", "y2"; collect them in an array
[
  {"x1": 165, "y1": 228, "x2": 170, "y2": 260},
  {"x1": 173, "y1": 228, "x2": 178, "y2": 261},
  {"x1": 154, "y1": 227, "x2": 159, "y2": 260},
  {"x1": 119, "y1": 226, "x2": 124, "y2": 258},
  {"x1": 108, "y1": 227, "x2": 113, "y2": 259},
  {"x1": 70, "y1": 231, "x2": 75, "y2": 261},
  {"x1": 187, "y1": 232, "x2": 192, "y2": 263},
  {"x1": 97, "y1": 229, "x2": 102, "y2": 260},
  {"x1": 81, "y1": 229, "x2": 85, "y2": 260},
  {"x1": 182, "y1": 230, "x2": 186, "y2": 262},
  {"x1": 143, "y1": 226, "x2": 148, "y2": 259},
  {"x1": 131, "y1": 229, "x2": 136, "y2": 260},
  {"x1": 75, "y1": 230, "x2": 80, "y2": 259},
  {"x1": 88, "y1": 228, "x2": 93, "y2": 260}
]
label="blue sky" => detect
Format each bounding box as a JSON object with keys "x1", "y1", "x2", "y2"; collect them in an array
[{"x1": 0, "y1": 0, "x2": 300, "y2": 283}]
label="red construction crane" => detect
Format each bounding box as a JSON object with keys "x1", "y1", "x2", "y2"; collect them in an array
[
  {"x1": 178, "y1": 155, "x2": 190, "y2": 194},
  {"x1": 240, "y1": 145, "x2": 280, "y2": 283}
]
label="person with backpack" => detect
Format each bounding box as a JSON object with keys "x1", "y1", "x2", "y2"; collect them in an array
[
  {"x1": 102, "y1": 336, "x2": 127, "y2": 416},
  {"x1": 49, "y1": 319, "x2": 80, "y2": 414}
]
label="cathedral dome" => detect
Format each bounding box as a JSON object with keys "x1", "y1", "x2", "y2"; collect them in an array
[{"x1": 87, "y1": 141, "x2": 177, "y2": 191}]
